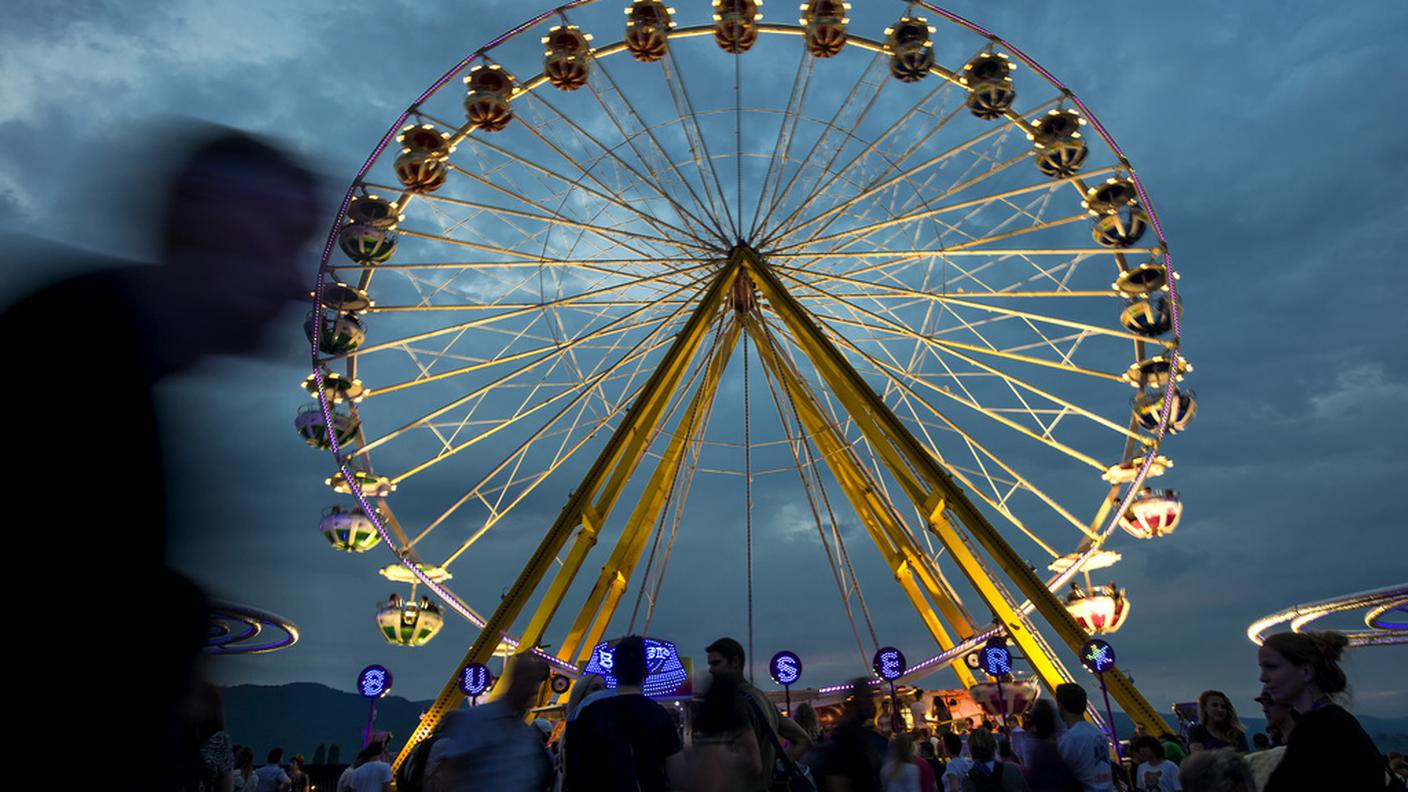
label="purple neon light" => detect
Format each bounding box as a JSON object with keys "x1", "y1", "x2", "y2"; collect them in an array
[
  {"x1": 310, "y1": 0, "x2": 1186, "y2": 687},
  {"x1": 816, "y1": 2, "x2": 1189, "y2": 692},
  {"x1": 203, "y1": 602, "x2": 299, "y2": 655},
  {"x1": 309, "y1": 2, "x2": 599, "y2": 679}
]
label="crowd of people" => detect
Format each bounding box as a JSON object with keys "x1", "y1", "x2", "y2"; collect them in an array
[
  {"x1": 181, "y1": 630, "x2": 1402, "y2": 792},
  {"x1": 390, "y1": 628, "x2": 1401, "y2": 792}
]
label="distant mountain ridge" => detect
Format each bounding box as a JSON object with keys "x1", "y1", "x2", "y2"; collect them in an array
[
  {"x1": 221, "y1": 682, "x2": 428, "y2": 759},
  {"x1": 221, "y1": 682, "x2": 1408, "y2": 759}
]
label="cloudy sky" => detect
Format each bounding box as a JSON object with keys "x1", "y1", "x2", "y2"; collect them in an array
[{"x1": 3, "y1": 0, "x2": 1405, "y2": 721}]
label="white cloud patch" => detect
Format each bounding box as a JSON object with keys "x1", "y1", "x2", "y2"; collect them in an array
[{"x1": 1309, "y1": 363, "x2": 1408, "y2": 420}]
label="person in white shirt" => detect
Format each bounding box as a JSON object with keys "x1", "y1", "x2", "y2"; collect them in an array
[
  {"x1": 1054, "y1": 684, "x2": 1115, "y2": 792},
  {"x1": 253, "y1": 749, "x2": 292, "y2": 792},
  {"x1": 911, "y1": 688, "x2": 930, "y2": 727},
  {"x1": 1131, "y1": 736, "x2": 1182, "y2": 792},
  {"x1": 942, "y1": 731, "x2": 976, "y2": 792},
  {"x1": 348, "y1": 743, "x2": 393, "y2": 792}
]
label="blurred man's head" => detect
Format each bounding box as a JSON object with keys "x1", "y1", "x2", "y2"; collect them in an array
[
  {"x1": 1055, "y1": 683, "x2": 1088, "y2": 722},
  {"x1": 158, "y1": 128, "x2": 321, "y2": 357},
  {"x1": 500, "y1": 651, "x2": 550, "y2": 714},
  {"x1": 705, "y1": 637, "x2": 746, "y2": 681},
  {"x1": 612, "y1": 635, "x2": 649, "y2": 688}
]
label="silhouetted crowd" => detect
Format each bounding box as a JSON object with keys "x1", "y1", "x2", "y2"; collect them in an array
[{"x1": 375, "y1": 629, "x2": 1400, "y2": 792}]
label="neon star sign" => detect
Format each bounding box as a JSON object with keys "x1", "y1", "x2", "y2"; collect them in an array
[{"x1": 1080, "y1": 638, "x2": 1117, "y2": 674}]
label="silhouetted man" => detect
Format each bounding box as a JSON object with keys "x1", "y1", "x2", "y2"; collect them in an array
[
  {"x1": 706, "y1": 636, "x2": 814, "y2": 792},
  {"x1": 566, "y1": 635, "x2": 685, "y2": 791},
  {"x1": 3, "y1": 127, "x2": 322, "y2": 792}
]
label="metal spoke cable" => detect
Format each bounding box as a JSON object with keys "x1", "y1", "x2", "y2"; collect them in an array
[
  {"x1": 750, "y1": 317, "x2": 872, "y2": 670},
  {"x1": 743, "y1": 316, "x2": 755, "y2": 683}
]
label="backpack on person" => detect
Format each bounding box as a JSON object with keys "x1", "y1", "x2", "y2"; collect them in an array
[
  {"x1": 968, "y1": 761, "x2": 1006, "y2": 792},
  {"x1": 395, "y1": 720, "x2": 460, "y2": 792}
]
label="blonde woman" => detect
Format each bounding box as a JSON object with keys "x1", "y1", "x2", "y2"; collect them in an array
[{"x1": 1187, "y1": 690, "x2": 1248, "y2": 753}]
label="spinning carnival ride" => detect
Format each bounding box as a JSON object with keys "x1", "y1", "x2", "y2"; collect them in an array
[{"x1": 300, "y1": 0, "x2": 1193, "y2": 764}]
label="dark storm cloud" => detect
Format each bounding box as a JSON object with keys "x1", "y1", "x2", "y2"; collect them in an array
[{"x1": 5, "y1": 1, "x2": 1405, "y2": 717}]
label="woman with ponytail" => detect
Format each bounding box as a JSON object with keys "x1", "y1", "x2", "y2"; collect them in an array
[{"x1": 1258, "y1": 630, "x2": 1391, "y2": 791}]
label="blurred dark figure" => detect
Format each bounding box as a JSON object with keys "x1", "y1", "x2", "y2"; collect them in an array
[
  {"x1": 1054, "y1": 684, "x2": 1116, "y2": 792},
  {"x1": 1019, "y1": 700, "x2": 1077, "y2": 792},
  {"x1": 1177, "y1": 750, "x2": 1252, "y2": 792},
  {"x1": 256, "y1": 748, "x2": 292, "y2": 792},
  {"x1": 815, "y1": 679, "x2": 886, "y2": 792},
  {"x1": 234, "y1": 747, "x2": 258, "y2": 792},
  {"x1": 424, "y1": 651, "x2": 552, "y2": 791},
  {"x1": 565, "y1": 635, "x2": 685, "y2": 791},
  {"x1": 690, "y1": 671, "x2": 761, "y2": 791},
  {"x1": 968, "y1": 728, "x2": 1028, "y2": 792},
  {"x1": 705, "y1": 636, "x2": 814, "y2": 791},
  {"x1": 3, "y1": 128, "x2": 320, "y2": 792},
  {"x1": 288, "y1": 755, "x2": 309, "y2": 792},
  {"x1": 347, "y1": 742, "x2": 392, "y2": 792},
  {"x1": 918, "y1": 739, "x2": 946, "y2": 784}
]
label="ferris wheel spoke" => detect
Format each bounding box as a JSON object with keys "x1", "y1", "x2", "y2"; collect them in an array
[
  {"x1": 351, "y1": 276, "x2": 707, "y2": 457},
  {"x1": 779, "y1": 267, "x2": 1160, "y2": 347},
  {"x1": 759, "y1": 303, "x2": 1088, "y2": 549},
  {"x1": 782, "y1": 280, "x2": 1138, "y2": 461},
  {"x1": 759, "y1": 51, "x2": 980, "y2": 246},
  {"x1": 384, "y1": 184, "x2": 704, "y2": 256},
  {"x1": 444, "y1": 144, "x2": 713, "y2": 252},
  {"x1": 776, "y1": 168, "x2": 1119, "y2": 254},
  {"x1": 658, "y1": 49, "x2": 739, "y2": 239},
  {"x1": 582, "y1": 47, "x2": 735, "y2": 246},
  {"x1": 335, "y1": 264, "x2": 709, "y2": 364},
  {"x1": 754, "y1": 49, "x2": 892, "y2": 244},
  {"x1": 328, "y1": 257, "x2": 710, "y2": 273},
  {"x1": 826, "y1": 329, "x2": 1101, "y2": 540},
  {"x1": 430, "y1": 312, "x2": 728, "y2": 563},
  {"x1": 388, "y1": 331, "x2": 677, "y2": 486},
  {"x1": 806, "y1": 303, "x2": 1124, "y2": 383},
  {"x1": 517, "y1": 88, "x2": 726, "y2": 247},
  {"x1": 745, "y1": 47, "x2": 817, "y2": 241},
  {"x1": 366, "y1": 313, "x2": 672, "y2": 398},
  {"x1": 762, "y1": 95, "x2": 1060, "y2": 249},
  {"x1": 886, "y1": 381, "x2": 1064, "y2": 558}
]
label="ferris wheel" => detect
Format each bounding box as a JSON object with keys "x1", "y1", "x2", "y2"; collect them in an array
[{"x1": 302, "y1": 0, "x2": 1192, "y2": 757}]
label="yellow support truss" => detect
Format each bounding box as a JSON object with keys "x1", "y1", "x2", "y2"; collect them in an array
[{"x1": 736, "y1": 246, "x2": 1166, "y2": 733}]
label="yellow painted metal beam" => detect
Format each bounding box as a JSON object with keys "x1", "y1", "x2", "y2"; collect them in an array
[
  {"x1": 743, "y1": 314, "x2": 978, "y2": 688},
  {"x1": 392, "y1": 256, "x2": 743, "y2": 771},
  {"x1": 738, "y1": 247, "x2": 1167, "y2": 734},
  {"x1": 554, "y1": 320, "x2": 743, "y2": 673}
]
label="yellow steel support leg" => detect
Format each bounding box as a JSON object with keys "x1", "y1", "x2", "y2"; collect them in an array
[
  {"x1": 739, "y1": 247, "x2": 1167, "y2": 734},
  {"x1": 393, "y1": 257, "x2": 743, "y2": 770},
  {"x1": 555, "y1": 320, "x2": 743, "y2": 673},
  {"x1": 743, "y1": 314, "x2": 978, "y2": 688}
]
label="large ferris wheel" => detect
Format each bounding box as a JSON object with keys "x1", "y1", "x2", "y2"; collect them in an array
[{"x1": 301, "y1": 0, "x2": 1193, "y2": 759}]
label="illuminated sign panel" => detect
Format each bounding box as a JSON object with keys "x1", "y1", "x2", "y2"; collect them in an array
[
  {"x1": 460, "y1": 662, "x2": 492, "y2": 697},
  {"x1": 769, "y1": 650, "x2": 802, "y2": 686},
  {"x1": 1080, "y1": 638, "x2": 1117, "y2": 673},
  {"x1": 357, "y1": 664, "x2": 392, "y2": 699},
  {"x1": 582, "y1": 637, "x2": 689, "y2": 697},
  {"x1": 872, "y1": 646, "x2": 906, "y2": 681}
]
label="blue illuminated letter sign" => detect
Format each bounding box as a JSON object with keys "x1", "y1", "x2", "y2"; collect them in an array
[
  {"x1": 357, "y1": 665, "x2": 392, "y2": 699},
  {"x1": 460, "y1": 662, "x2": 492, "y2": 697},
  {"x1": 873, "y1": 646, "x2": 906, "y2": 681},
  {"x1": 769, "y1": 651, "x2": 803, "y2": 686}
]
